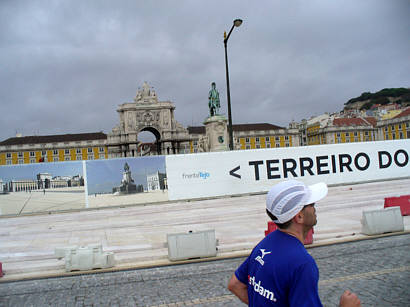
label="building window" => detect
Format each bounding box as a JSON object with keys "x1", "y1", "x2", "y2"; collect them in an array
[
  {"x1": 6, "y1": 153, "x2": 11, "y2": 158},
  {"x1": 88, "y1": 148, "x2": 93, "y2": 153},
  {"x1": 256, "y1": 144, "x2": 261, "y2": 149},
  {"x1": 345, "y1": 133, "x2": 349, "y2": 137},
  {"x1": 276, "y1": 144, "x2": 280, "y2": 148},
  {"x1": 246, "y1": 145, "x2": 251, "y2": 149},
  {"x1": 42, "y1": 151, "x2": 47, "y2": 156},
  {"x1": 76, "y1": 156, "x2": 82, "y2": 160},
  {"x1": 76, "y1": 149, "x2": 81, "y2": 154},
  {"x1": 245, "y1": 137, "x2": 250, "y2": 143},
  {"x1": 30, "y1": 158, "x2": 36, "y2": 163},
  {"x1": 99, "y1": 147, "x2": 105, "y2": 152},
  {"x1": 65, "y1": 157, "x2": 71, "y2": 161},
  {"x1": 365, "y1": 131, "x2": 369, "y2": 136},
  {"x1": 18, "y1": 152, "x2": 23, "y2": 158},
  {"x1": 398, "y1": 124, "x2": 402, "y2": 129},
  {"x1": 255, "y1": 137, "x2": 260, "y2": 143},
  {"x1": 18, "y1": 159, "x2": 24, "y2": 164},
  {"x1": 53, "y1": 150, "x2": 58, "y2": 155},
  {"x1": 275, "y1": 136, "x2": 279, "y2": 141},
  {"x1": 266, "y1": 143, "x2": 271, "y2": 148},
  {"x1": 345, "y1": 139, "x2": 350, "y2": 143},
  {"x1": 29, "y1": 151, "x2": 35, "y2": 157},
  {"x1": 384, "y1": 127, "x2": 388, "y2": 132},
  {"x1": 354, "y1": 132, "x2": 358, "y2": 136},
  {"x1": 285, "y1": 143, "x2": 290, "y2": 147},
  {"x1": 285, "y1": 136, "x2": 289, "y2": 140},
  {"x1": 6, "y1": 160, "x2": 12, "y2": 165},
  {"x1": 406, "y1": 123, "x2": 409, "y2": 128},
  {"x1": 65, "y1": 149, "x2": 70, "y2": 155},
  {"x1": 193, "y1": 141, "x2": 197, "y2": 146},
  {"x1": 392, "y1": 133, "x2": 396, "y2": 140},
  {"x1": 354, "y1": 137, "x2": 358, "y2": 142},
  {"x1": 336, "y1": 133, "x2": 340, "y2": 137},
  {"x1": 399, "y1": 132, "x2": 403, "y2": 139},
  {"x1": 336, "y1": 138, "x2": 341, "y2": 143},
  {"x1": 265, "y1": 137, "x2": 270, "y2": 142},
  {"x1": 88, "y1": 155, "x2": 94, "y2": 160}
]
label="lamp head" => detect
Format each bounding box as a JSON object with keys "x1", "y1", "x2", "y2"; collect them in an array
[{"x1": 233, "y1": 19, "x2": 243, "y2": 27}]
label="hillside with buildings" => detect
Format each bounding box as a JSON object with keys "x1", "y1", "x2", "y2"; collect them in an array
[
  {"x1": 300, "y1": 87, "x2": 410, "y2": 146},
  {"x1": 344, "y1": 88, "x2": 410, "y2": 111}
]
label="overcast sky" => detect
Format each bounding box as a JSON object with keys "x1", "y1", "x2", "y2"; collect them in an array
[{"x1": 1, "y1": 0, "x2": 409, "y2": 142}]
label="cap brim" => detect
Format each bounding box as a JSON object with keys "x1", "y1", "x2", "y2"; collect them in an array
[{"x1": 306, "y1": 182, "x2": 328, "y2": 204}]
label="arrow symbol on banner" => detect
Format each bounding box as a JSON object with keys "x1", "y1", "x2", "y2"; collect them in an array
[{"x1": 229, "y1": 165, "x2": 241, "y2": 179}]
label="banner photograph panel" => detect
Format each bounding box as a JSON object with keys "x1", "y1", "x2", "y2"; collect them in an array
[
  {"x1": 85, "y1": 156, "x2": 168, "y2": 208},
  {"x1": 0, "y1": 161, "x2": 85, "y2": 215}
]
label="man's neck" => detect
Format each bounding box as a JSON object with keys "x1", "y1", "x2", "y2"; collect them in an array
[{"x1": 278, "y1": 228, "x2": 305, "y2": 244}]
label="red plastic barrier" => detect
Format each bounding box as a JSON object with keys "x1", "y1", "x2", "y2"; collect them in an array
[
  {"x1": 264, "y1": 221, "x2": 277, "y2": 236},
  {"x1": 0, "y1": 262, "x2": 3, "y2": 277},
  {"x1": 384, "y1": 195, "x2": 410, "y2": 216},
  {"x1": 264, "y1": 221, "x2": 314, "y2": 245}
]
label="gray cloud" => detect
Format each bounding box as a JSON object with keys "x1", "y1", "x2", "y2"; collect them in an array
[{"x1": 0, "y1": 0, "x2": 409, "y2": 140}]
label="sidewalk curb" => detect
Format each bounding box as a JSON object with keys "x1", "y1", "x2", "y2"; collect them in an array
[{"x1": 1, "y1": 230, "x2": 409, "y2": 283}]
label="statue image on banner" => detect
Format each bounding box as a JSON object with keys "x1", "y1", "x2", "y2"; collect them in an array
[
  {"x1": 112, "y1": 162, "x2": 139, "y2": 195},
  {"x1": 208, "y1": 82, "x2": 220, "y2": 117}
]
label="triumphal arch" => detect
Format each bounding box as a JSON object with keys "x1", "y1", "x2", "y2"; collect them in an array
[{"x1": 107, "y1": 82, "x2": 191, "y2": 157}]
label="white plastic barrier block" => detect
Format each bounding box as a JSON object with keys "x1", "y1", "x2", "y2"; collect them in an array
[
  {"x1": 55, "y1": 245, "x2": 78, "y2": 259},
  {"x1": 55, "y1": 244, "x2": 115, "y2": 272},
  {"x1": 167, "y1": 230, "x2": 217, "y2": 261},
  {"x1": 361, "y1": 207, "x2": 404, "y2": 235}
]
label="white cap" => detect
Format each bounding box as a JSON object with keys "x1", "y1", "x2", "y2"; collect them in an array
[{"x1": 266, "y1": 179, "x2": 328, "y2": 224}]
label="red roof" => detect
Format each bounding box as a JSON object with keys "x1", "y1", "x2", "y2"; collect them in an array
[
  {"x1": 364, "y1": 117, "x2": 377, "y2": 126},
  {"x1": 232, "y1": 123, "x2": 284, "y2": 131},
  {"x1": 393, "y1": 107, "x2": 410, "y2": 119},
  {"x1": 187, "y1": 126, "x2": 206, "y2": 134},
  {"x1": 0, "y1": 132, "x2": 107, "y2": 146},
  {"x1": 333, "y1": 117, "x2": 376, "y2": 127},
  {"x1": 188, "y1": 123, "x2": 284, "y2": 135}
]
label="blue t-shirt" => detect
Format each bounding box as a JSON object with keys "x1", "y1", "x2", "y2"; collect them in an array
[{"x1": 235, "y1": 230, "x2": 322, "y2": 307}]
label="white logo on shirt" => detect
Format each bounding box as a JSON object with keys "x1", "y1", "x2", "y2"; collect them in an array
[
  {"x1": 248, "y1": 275, "x2": 277, "y2": 302},
  {"x1": 255, "y1": 249, "x2": 272, "y2": 266}
]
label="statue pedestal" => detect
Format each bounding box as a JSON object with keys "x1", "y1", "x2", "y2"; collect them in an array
[{"x1": 204, "y1": 115, "x2": 228, "y2": 152}]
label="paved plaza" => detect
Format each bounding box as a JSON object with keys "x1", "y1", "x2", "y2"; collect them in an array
[
  {"x1": 0, "y1": 178, "x2": 409, "y2": 281},
  {"x1": 0, "y1": 234, "x2": 409, "y2": 306},
  {"x1": 0, "y1": 188, "x2": 169, "y2": 216}
]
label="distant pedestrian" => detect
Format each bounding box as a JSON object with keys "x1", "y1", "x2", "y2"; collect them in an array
[
  {"x1": 228, "y1": 179, "x2": 361, "y2": 307},
  {"x1": 43, "y1": 189, "x2": 45, "y2": 195}
]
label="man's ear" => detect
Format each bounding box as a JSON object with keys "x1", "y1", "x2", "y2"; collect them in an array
[{"x1": 293, "y1": 210, "x2": 304, "y2": 224}]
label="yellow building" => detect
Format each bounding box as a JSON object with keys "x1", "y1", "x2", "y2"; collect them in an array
[
  {"x1": 306, "y1": 115, "x2": 377, "y2": 145},
  {"x1": 380, "y1": 109, "x2": 402, "y2": 120},
  {"x1": 0, "y1": 132, "x2": 108, "y2": 165},
  {"x1": 187, "y1": 123, "x2": 300, "y2": 153},
  {"x1": 377, "y1": 107, "x2": 410, "y2": 140}
]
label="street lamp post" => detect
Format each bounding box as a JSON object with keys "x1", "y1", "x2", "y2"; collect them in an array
[{"x1": 224, "y1": 18, "x2": 242, "y2": 150}]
